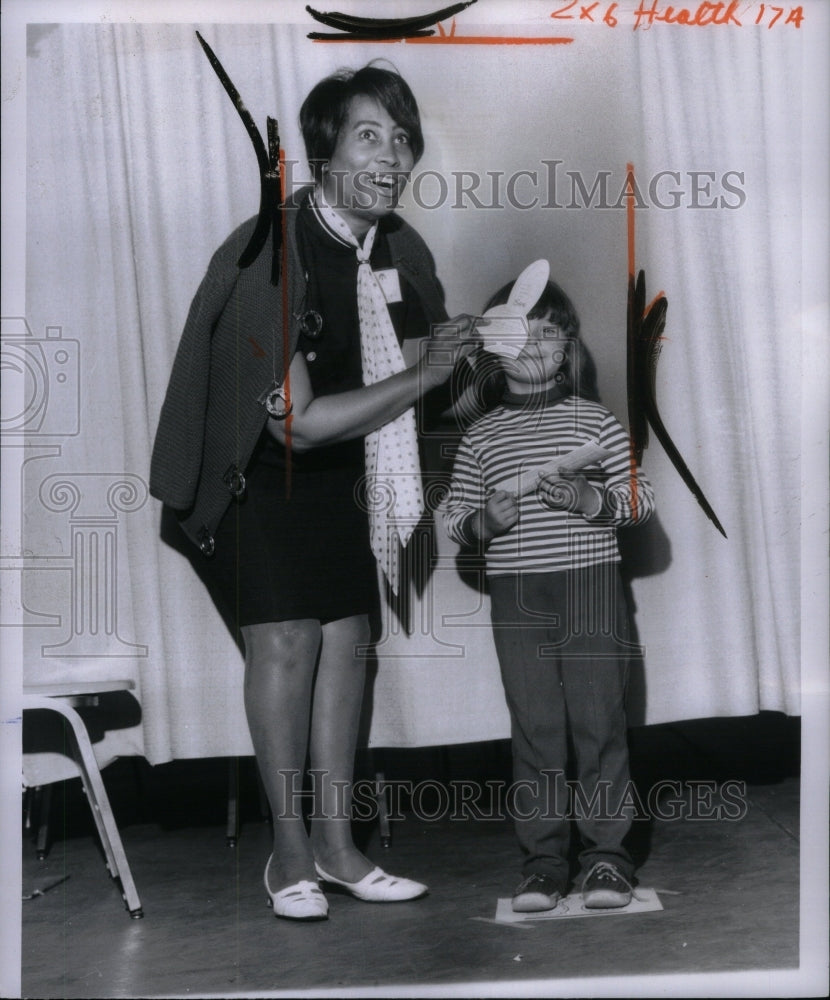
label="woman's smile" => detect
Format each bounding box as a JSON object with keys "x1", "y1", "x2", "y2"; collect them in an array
[{"x1": 323, "y1": 95, "x2": 414, "y2": 237}]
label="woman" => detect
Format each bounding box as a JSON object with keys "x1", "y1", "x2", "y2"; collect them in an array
[{"x1": 150, "y1": 64, "x2": 474, "y2": 921}]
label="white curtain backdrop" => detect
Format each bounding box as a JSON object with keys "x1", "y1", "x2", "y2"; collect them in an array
[
  {"x1": 12, "y1": 3, "x2": 814, "y2": 765},
  {"x1": 632, "y1": 24, "x2": 805, "y2": 721}
]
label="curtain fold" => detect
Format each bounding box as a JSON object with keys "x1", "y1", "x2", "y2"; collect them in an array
[
  {"x1": 16, "y1": 12, "x2": 808, "y2": 764},
  {"x1": 632, "y1": 25, "x2": 801, "y2": 719}
]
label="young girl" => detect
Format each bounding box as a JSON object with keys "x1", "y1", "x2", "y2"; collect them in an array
[{"x1": 443, "y1": 276, "x2": 655, "y2": 912}]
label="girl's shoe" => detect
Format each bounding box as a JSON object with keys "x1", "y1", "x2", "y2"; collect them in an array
[
  {"x1": 264, "y1": 855, "x2": 328, "y2": 921},
  {"x1": 511, "y1": 873, "x2": 562, "y2": 913},
  {"x1": 581, "y1": 861, "x2": 633, "y2": 908},
  {"x1": 314, "y1": 862, "x2": 427, "y2": 902}
]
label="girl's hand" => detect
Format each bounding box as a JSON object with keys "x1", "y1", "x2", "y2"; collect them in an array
[
  {"x1": 417, "y1": 314, "x2": 480, "y2": 390},
  {"x1": 537, "y1": 470, "x2": 602, "y2": 517},
  {"x1": 480, "y1": 489, "x2": 519, "y2": 541}
]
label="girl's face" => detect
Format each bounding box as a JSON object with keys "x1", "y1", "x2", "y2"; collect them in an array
[
  {"x1": 322, "y1": 95, "x2": 415, "y2": 238},
  {"x1": 502, "y1": 313, "x2": 571, "y2": 393}
]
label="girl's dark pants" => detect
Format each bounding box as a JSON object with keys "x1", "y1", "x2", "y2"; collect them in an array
[{"x1": 488, "y1": 564, "x2": 636, "y2": 893}]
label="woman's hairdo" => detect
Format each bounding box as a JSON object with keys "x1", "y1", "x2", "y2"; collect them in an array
[{"x1": 300, "y1": 65, "x2": 424, "y2": 183}]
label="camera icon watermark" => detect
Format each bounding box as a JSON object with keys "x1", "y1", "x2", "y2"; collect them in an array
[
  {"x1": 1, "y1": 317, "x2": 80, "y2": 437},
  {"x1": 2, "y1": 316, "x2": 147, "y2": 657}
]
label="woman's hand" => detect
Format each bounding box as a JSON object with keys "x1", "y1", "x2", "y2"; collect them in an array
[
  {"x1": 478, "y1": 489, "x2": 519, "y2": 542},
  {"x1": 416, "y1": 314, "x2": 480, "y2": 391},
  {"x1": 537, "y1": 470, "x2": 603, "y2": 517},
  {"x1": 266, "y1": 321, "x2": 477, "y2": 452},
  {"x1": 265, "y1": 315, "x2": 483, "y2": 453}
]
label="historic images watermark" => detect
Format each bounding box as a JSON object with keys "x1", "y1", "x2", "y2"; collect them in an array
[
  {"x1": 272, "y1": 769, "x2": 749, "y2": 823},
  {"x1": 403, "y1": 163, "x2": 746, "y2": 212},
  {"x1": 280, "y1": 159, "x2": 747, "y2": 212}
]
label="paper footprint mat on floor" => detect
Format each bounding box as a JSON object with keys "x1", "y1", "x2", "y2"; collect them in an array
[{"x1": 494, "y1": 887, "x2": 663, "y2": 922}]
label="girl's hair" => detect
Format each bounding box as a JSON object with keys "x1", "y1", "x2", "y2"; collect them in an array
[
  {"x1": 300, "y1": 66, "x2": 425, "y2": 184},
  {"x1": 483, "y1": 278, "x2": 601, "y2": 402}
]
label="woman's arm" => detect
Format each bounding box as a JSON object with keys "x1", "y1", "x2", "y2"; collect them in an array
[
  {"x1": 266, "y1": 317, "x2": 477, "y2": 453},
  {"x1": 402, "y1": 327, "x2": 493, "y2": 431}
]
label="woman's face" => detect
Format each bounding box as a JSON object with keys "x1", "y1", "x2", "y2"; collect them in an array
[
  {"x1": 322, "y1": 95, "x2": 415, "y2": 237},
  {"x1": 502, "y1": 314, "x2": 571, "y2": 393}
]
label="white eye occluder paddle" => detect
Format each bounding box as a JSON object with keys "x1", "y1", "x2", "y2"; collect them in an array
[{"x1": 478, "y1": 259, "x2": 550, "y2": 359}]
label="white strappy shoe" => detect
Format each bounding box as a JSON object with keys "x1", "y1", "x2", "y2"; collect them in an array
[
  {"x1": 264, "y1": 855, "x2": 328, "y2": 921},
  {"x1": 314, "y1": 862, "x2": 428, "y2": 902}
]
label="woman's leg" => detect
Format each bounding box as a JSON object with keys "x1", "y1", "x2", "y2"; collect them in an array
[
  {"x1": 241, "y1": 620, "x2": 322, "y2": 889},
  {"x1": 308, "y1": 614, "x2": 375, "y2": 884}
]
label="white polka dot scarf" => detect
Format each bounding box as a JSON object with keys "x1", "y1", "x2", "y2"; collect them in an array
[{"x1": 313, "y1": 190, "x2": 424, "y2": 594}]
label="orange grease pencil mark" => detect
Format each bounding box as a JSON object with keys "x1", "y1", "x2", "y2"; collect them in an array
[
  {"x1": 628, "y1": 437, "x2": 639, "y2": 523},
  {"x1": 625, "y1": 208, "x2": 726, "y2": 537},
  {"x1": 312, "y1": 17, "x2": 573, "y2": 44},
  {"x1": 399, "y1": 32, "x2": 573, "y2": 44},
  {"x1": 645, "y1": 292, "x2": 665, "y2": 317},
  {"x1": 311, "y1": 36, "x2": 573, "y2": 44},
  {"x1": 626, "y1": 162, "x2": 639, "y2": 520},
  {"x1": 626, "y1": 162, "x2": 636, "y2": 282},
  {"x1": 279, "y1": 147, "x2": 293, "y2": 495}
]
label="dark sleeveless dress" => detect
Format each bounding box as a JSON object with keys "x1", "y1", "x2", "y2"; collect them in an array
[{"x1": 200, "y1": 200, "x2": 428, "y2": 626}]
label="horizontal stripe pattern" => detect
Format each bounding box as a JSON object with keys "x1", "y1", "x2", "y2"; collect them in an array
[{"x1": 442, "y1": 395, "x2": 655, "y2": 575}]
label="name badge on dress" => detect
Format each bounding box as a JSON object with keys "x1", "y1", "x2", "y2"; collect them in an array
[{"x1": 373, "y1": 268, "x2": 403, "y2": 304}]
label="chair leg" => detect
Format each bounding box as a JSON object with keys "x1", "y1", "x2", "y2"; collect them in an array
[
  {"x1": 23, "y1": 695, "x2": 143, "y2": 918},
  {"x1": 23, "y1": 787, "x2": 35, "y2": 833},
  {"x1": 70, "y1": 724, "x2": 143, "y2": 918},
  {"x1": 36, "y1": 784, "x2": 53, "y2": 860},
  {"x1": 255, "y1": 762, "x2": 271, "y2": 822},
  {"x1": 226, "y1": 758, "x2": 239, "y2": 847},
  {"x1": 375, "y1": 771, "x2": 392, "y2": 849},
  {"x1": 23, "y1": 786, "x2": 40, "y2": 840},
  {"x1": 365, "y1": 748, "x2": 392, "y2": 848}
]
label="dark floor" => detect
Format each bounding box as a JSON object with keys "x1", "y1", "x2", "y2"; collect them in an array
[{"x1": 18, "y1": 714, "x2": 819, "y2": 998}]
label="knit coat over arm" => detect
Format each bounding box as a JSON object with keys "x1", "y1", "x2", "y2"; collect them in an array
[{"x1": 149, "y1": 186, "x2": 447, "y2": 555}]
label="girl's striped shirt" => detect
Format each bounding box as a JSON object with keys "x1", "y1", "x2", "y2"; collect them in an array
[{"x1": 442, "y1": 393, "x2": 655, "y2": 576}]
